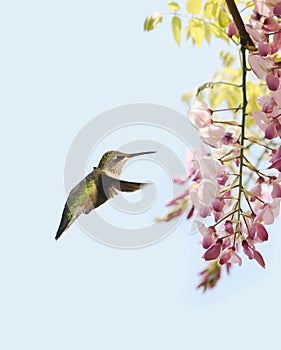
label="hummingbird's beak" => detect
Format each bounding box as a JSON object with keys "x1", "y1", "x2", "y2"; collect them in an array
[{"x1": 128, "y1": 151, "x2": 156, "y2": 158}]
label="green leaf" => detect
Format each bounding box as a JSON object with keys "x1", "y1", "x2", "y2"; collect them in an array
[
  {"x1": 168, "y1": 1, "x2": 181, "y2": 11},
  {"x1": 218, "y1": 8, "x2": 231, "y2": 28},
  {"x1": 186, "y1": 0, "x2": 202, "y2": 15},
  {"x1": 172, "y1": 16, "x2": 182, "y2": 46},
  {"x1": 144, "y1": 13, "x2": 163, "y2": 31}
]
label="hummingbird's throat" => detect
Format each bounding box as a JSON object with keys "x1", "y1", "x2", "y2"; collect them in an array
[{"x1": 104, "y1": 169, "x2": 121, "y2": 178}]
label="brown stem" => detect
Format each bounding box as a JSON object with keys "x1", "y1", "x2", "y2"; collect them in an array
[{"x1": 225, "y1": 0, "x2": 256, "y2": 51}]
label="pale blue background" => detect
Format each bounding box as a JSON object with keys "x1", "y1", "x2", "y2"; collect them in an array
[{"x1": 1, "y1": 1, "x2": 281, "y2": 349}]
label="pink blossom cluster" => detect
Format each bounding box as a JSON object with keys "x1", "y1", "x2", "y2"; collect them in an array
[
  {"x1": 181, "y1": 98, "x2": 280, "y2": 290},
  {"x1": 157, "y1": 0, "x2": 281, "y2": 291},
  {"x1": 169, "y1": 146, "x2": 229, "y2": 220},
  {"x1": 247, "y1": 0, "x2": 281, "y2": 139},
  {"x1": 194, "y1": 0, "x2": 281, "y2": 291},
  {"x1": 163, "y1": 34, "x2": 281, "y2": 288}
]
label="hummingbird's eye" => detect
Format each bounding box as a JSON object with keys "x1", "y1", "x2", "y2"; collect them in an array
[{"x1": 116, "y1": 155, "x2": 124, "y2": 160}]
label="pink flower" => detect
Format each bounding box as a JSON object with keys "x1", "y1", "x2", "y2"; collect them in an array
[
  {"x1": 256, "y1": 224, "x2": 269, "y2": 241},
  {"x1": 246, "y1": 19, "x2": 265, "y2": 44},
  {"x1": 248, "y1": 55, "x2": 274, "y2": 80},
  {"x1": 219, "y1": 247, "x2": 233, "y2": 265},
  {"x1": 250, "y1": 178, "x2": 263, "y2": 201},
  {"x1": 269, "y1": 157, "x2": 281, "y2": 171},
  {"x1": 230, "y1": 251, "x2": 242, "y2": 266},
  {"x1": 252, "y1": 111, "x2": 281, "y2": 139},
  {"x1": 252, "y1": 111, "x2": 269, "y2": 132},
  {"x1": 270, "y1": 145, "x2": 281, "y2": 163},
  {"x1": 197, "y1": 261, "x2": 221, "y2": 291},
  {"x1": 257, "y1": 95, "x2": 275, "y2": 114},
  {"x1": 242, "y1": 240, "x2": 255, "y2": 259},
  {"x1": 172, "y1": 175, "x2": 189, "y2": 185},
  {"x1": 212, "y1": 198, "x2": 225, "y2": 212},
  {"x1": 262, "y1": 17, "x2": 280, "y2": 32},
  {"x1": 274, "y1": 2, "x2": 281, "y2": 17},
  {"x1": 221, "y1": 132, "x2": 234, "y2": 145},
  {"x1": 202, "y1": 239, "x2": 222, "y2": 261},
  {"x1": 189, "y1": 185, "x2": 211, "y2": 218},
  {"x1": 243, "y1": 239, "x2": 266, "y2": 268},
  {"x1": 197, "y1": 155, "x2": 225, "y2": 182},
  {"x1": 258, "y1": 40, "x2": 270, "y2": 56},
  {"x1": 269, "y1": 146, "x2": 281, "y2": 170},
  {"x1": 185, "y1": 148, "x2": 197, "y2": 177},
  {"x1": 250, "y1": 223, "x2": 269, "y2": 242},
  {"x1": 217, "y1": 171, "x2": 228, "y2": 185},
  {"x1": 166, "y1": 189, "x2": 189, "y2": 206},
  {"x1": 199, "y1": 206, "x2": 212, "y2": 218},
  {"x1": 272, "y1": 87, "x2": 281, "y2": 106},
  {"x1": 270, "y1": 32, "x2": 281, "y2": 54},
  {"x1": 253, "y1": 249, "x2": 266, "y2": 268},
  {"x1": 268, "y1": 159, "x2": 281, "y2": 171},
  {"x1": 199, "y1": 124, "x2": 226, "y2": 148},
  {"x1": 224, "y1": 220, "x2": 234, "y2": 234},
  {"x1": 266, "y1": 73, "x2": 280, "y2": 91},
  {"x1": 197, "y1": 179, "x2": 218, "y2": 207},
  {"x1": 188, "y1": 101, "x2": 232, "y2": 148},
  {"x1": 187, "y1": 205, "x2": 195, "y2": 219},
  {"x1": 198, "y1": 224, "x2": 216, "y2": 249},
  {"x1": 228, "y1": 21, "x2": 238, "y2": 37},
  {"x1": 265, "y1": 121, "x2": 278, "y2": 139},
  {"x1": 253, "y1": 0, "x2": 279, "y2": 17},
  {"x1": 188, "y1": 101, "x2": 213, "y2": 129},
  {"x1": 219, "y1": 247, "x2": 242, "y2": 266},
  {"x1": 272, "y1": 183, "x2": 281, "y2": 198},
  {"x1": 254, "y1": 199, "x2": 281, "y2": 224}
]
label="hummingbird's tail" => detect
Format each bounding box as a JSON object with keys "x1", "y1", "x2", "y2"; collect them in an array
[{"x1": 55, "y1": 204, "x2": 73, "y2": 240}]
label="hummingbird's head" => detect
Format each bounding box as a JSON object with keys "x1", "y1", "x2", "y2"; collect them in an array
[{"x1": 98, "y1": 150, "x2": 156, "y2": 177}]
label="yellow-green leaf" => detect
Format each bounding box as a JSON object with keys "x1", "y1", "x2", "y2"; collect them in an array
[
  {"x1": 204, "y1": 1, "x2": 213, "y2": 18},
  {"x1": 204, "y1": 0, "x2": 219, "y2": 19},
  {"x1": 210, "y1": 89, "x2": 226, "y2": 108},
  {"x1": 244, "y1": 1, "x2": 254, "y2": 10},
  {"x1": 185, "y1": 19, "x2": 205, "y2": 48},
  {"x1": 218, "y1": 51, "x2": 235, "y2": 67},
  {"x1": 226, "y1": 93, "x2": 238, "y2": 108},
  {"x1": 218, "y1": 8, "x2": 231, "y2": 28},
  {"x1": 181, "y1": 90, "x2": 195, "y2": 105},
  {"x1": 144, "y1": 13, "x2": 163, "y2": 31},
  {"x1": 210, "y1": 24, "x2": 229, "y2": 44},
  {"x1": 186, "y1": 0, "x2": 202, "y2": 15},
  {"x1": 172, "y1": 16, "x2": 181, "y2": 46},
  {"x1": 204, "y1": 22, "x2": 211, "y2": 44},
  {"x1": 168, "y1": 1, "x2": 181, "y2": 11}
]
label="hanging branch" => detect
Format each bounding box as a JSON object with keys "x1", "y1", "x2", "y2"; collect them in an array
[{"x1": 225, "y1": 0, "x2": 256, "y2": 51}]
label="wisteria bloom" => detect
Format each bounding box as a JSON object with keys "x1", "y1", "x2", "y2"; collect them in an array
[
  {"x1": 155, "y1": 0, "x2": 281, "y2": 292},
  {"x1": 188, "y1": 100, "x2": 229, "y2": 148},
  {"x1": 188, "y1": 100, "x2": 213, "y2": 129}
]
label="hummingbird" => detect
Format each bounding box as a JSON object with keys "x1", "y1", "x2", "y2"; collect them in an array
[{"x1": 55, "y1": 150, "x2": 155, "y2": 240}]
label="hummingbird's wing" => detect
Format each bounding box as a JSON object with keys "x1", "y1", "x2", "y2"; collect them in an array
[
  {"x1": 55, "y1": 171, "x2": 98, "y2": 240},
  {"x1": 100, "y1": 173, "x2": 146, "y2": 199}
]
